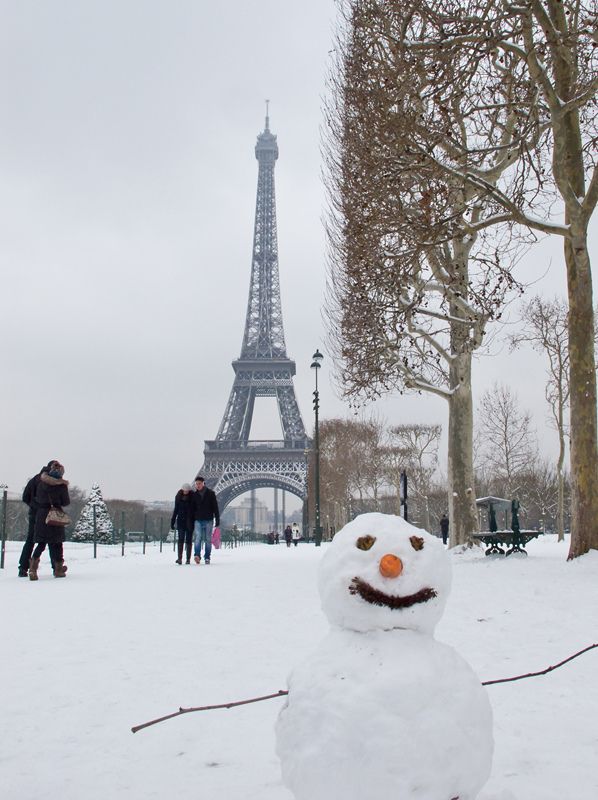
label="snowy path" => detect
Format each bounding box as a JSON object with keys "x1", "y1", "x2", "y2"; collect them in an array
[{"x1": 1, "y1": 537, "x2": 597, "y2": 800}]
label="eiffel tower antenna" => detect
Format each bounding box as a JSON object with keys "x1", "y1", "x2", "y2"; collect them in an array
[{"x1": 197, "y1": 114, "x2": 310, "y2": 513}]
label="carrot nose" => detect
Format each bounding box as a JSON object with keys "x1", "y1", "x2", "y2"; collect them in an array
[{"x1": 379, "y1": 554, "x2": 403, "y2": 578}]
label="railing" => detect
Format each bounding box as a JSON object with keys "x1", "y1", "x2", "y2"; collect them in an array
[
  {"x1": 221, "y1": 531, "x2": 263, "y2": 548},
  {"x1": 205, "y1": 439, "x2": 310, "y2": 451}
]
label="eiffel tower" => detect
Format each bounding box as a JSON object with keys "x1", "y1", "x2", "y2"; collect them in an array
[{"x1": 197, "y1": 112, "x2": 310, "y2": 512}]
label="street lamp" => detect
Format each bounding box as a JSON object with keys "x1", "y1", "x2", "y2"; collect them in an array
[
  {"x1": 0, "y1": 483, "x2": 8, "y2": 570},
  {"x1": 311, "y1": 349, "x2": 324, "y2": 546}
]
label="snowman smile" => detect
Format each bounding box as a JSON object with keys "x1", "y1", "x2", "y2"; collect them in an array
[{"x1": 349, "y1": 577, "x2": 437, "y2": 609}]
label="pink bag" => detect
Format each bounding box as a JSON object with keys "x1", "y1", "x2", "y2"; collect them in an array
[{"x1": 211, "y1": 526, "x2": 221, "y2": 549}]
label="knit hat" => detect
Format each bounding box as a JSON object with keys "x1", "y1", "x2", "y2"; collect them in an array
[{"x1": 182, "y1": 483, "x2": 192, "y2": 491}]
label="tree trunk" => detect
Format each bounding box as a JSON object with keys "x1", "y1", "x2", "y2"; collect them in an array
[
  {"x1": 556, "y1": 406, "x2": 566, "y2": 542},
  {"x1": 544, "y1": 1, "x2": 598, "y2": 557},
  {"x1": 557, "y1": 471, "x2": 565, "y2": 543},
  {"x1": 566, "y1": 227, "x2": 598, "y2": 557},
  {"x1": 447, "y1": 352, "x2": 479, "y2": 546},
  {"x1": 423, "y1": 496, "x2": 431, "y2": 533}
]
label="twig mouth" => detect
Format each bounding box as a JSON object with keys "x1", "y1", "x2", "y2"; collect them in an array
[{"x1": 349, "y1": 577, "x2": 437, "y2": 609}]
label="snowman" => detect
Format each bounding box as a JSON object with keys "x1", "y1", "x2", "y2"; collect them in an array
[{"x1": 276, "y1": 512, "x2": 493, "y2": 800}]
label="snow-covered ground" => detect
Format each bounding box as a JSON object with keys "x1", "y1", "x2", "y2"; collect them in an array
[{"x1": 1, "y1": 534, "x2": 596, "y2": 800}]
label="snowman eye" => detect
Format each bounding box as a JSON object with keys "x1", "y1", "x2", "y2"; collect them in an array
[
  {"x1": 356, "y1": 535, "x2": 376, "y2": 551},
  {"x1": 410, "y1": 536, "x2": 424, "y2": 551}
]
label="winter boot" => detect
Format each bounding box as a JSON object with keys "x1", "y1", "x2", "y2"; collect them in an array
[
  {"x1": 18, "y1": 567, "x2": 29, "y2": 577},
  {"x1": 175, "y1": 541, "x2": 184, "y2": 565},
  {"x1": 185, "y1": 542, "x2": 192, "y2": 564},
  {"x1": 29, "y1": 557, "x2": 40, "y2": 581},
  {"x1": 53, "y1": 562, "x2": 67, "y2": 578}
]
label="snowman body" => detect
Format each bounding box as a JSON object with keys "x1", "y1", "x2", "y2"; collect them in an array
[{"x1": 276, "y1": 513, "x2": 493, "y2": 800}]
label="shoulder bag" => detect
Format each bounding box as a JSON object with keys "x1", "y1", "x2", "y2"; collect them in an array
[{"x1": 46, "y1": 496, "x2": 71, "y2": 527}]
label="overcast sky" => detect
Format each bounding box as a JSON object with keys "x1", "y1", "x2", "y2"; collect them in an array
[{"x1": 1, "y1": 1, "x2": 595, "y2": 507}]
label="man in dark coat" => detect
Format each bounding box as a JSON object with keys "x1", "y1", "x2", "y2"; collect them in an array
[
  {"x1": 440, "y1": 514, "x2": 449, "y2": 546},
  {"x1": 18, "y1": 460, "x2": 58, "y2": 577},
  {"x1": 190, "y1": 476, "x2": 220, "y2": 565}
]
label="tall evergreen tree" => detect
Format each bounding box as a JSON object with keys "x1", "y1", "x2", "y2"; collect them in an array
[{"x1": 72, "y1": 484, "x2": 114, "y2": 543}]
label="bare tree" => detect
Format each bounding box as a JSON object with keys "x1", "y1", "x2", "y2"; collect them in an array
[
  {"x1": 347, "y1": 416, "x2": 387, "y2": 512},
  {"x1": 517, "y1": 458, "x2": 563, "y2": 531},
  {"x1": 334, "y1": 0, "x2": 598, "y2": 557},
  {"x1": 510, "y1": 296, "x2": 569, "y2": 539},
  {"x1": 484, "y1": 1, "x2": 598, "y2": 557},
  {"x1": 476, "y1": 384, "x2": 539, "y2": 499},
  {"x1": 380, "y1": 441, "x2": 409, "y2": 519},
  {"x1": 105, "y1": 499, "x2": 146, "y2": 533},
  {"x1": 5, "y1": 497, "x2": 29, "y2": 541},
  {"x1": 316, "y1": 416, "x2": 441, "y2": 532},
  {"x1": 315, "y1": 417, "x2": 369, "y2": 532},
  {"x1": 325, "y1": 1, "x2": 532, "y2": 546},
  {"x1": 477, "y1": 455, "x2": 566, "y2": 531},
  {"x1": 385, "y1": 424, "x2": 442, "y2": 532}
]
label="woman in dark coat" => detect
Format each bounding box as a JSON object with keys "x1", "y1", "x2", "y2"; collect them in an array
[
  {"x1": 29, "y1": 462, "x2": 70, "y2": 580},
  {"x1": 171, "y1": 483, "x2": 194, "y2": 565}
]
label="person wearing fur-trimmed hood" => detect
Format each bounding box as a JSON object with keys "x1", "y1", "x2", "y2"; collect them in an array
[
  {"x1": 18, "y1": 460, "x2": 62, "y2": 577},
  {"x1": 190, "y1": 476, "x2": 220, "y2": 565},
  {"x1": 29, "y1": 462, "x2": 70, "y2": 580},
  {"x1": 171, "y1": 483, "x2": 194, "y2": 565}
]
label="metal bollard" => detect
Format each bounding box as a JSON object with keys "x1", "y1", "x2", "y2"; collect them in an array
[
  {"x1": 0, "y1": 486, "x2": 7, "y2": 569},
  {"x1": 93, "y1": 505, "x2": 97, "y2": 559}
]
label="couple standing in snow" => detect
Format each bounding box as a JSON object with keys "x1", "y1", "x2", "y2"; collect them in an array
[
  {"x1": 284, "y1": 522, "x2": 301, "y2": 547},
  {"x1": 19, "y1": 460, "x2": 70, "y2": 580},
  {"x1": 170, "y1": 476, "x2": 220, "y2": 565}
]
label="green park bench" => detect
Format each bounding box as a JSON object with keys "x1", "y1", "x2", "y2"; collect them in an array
[
  {"x1": 474, "y1": 496, "x2": 543, "y2": 556},
  {"x1": 472, "y1": 529, "x2": 543, "y2": 556}
]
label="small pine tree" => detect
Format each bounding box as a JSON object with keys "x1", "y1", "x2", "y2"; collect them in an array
[{"x1": 72, "y1": 484, "x2": 114, "y2": 543}]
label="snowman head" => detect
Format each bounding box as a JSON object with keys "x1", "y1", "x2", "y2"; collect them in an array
[{"x1": 318, "y1": 512, "x2": 451, "y2": 634}]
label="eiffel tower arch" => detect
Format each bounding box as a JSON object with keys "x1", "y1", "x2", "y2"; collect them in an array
[{"x1": 197, "y1": 113, "x2": 310, "y2": 513}]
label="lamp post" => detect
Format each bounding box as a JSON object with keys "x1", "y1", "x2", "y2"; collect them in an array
[
  {"x1": 0, "y1": 483, "x2": 8, "y2": 569},
  {"x1": 311, "y1": 349, "x2": 324, "y2": 546}
]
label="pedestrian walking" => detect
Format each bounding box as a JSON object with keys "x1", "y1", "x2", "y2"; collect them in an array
[
  {"x1": 440, "y1": 513, "x2": 449, "y2": 546},
  {"x1": 284, "y1": 524, "x2": 292, "y2": 548},
  {"x1": 291, "y1": 522, "x2": 301, "y2": 547},
  {"x1": 191, "y1": 476, "x2": 220, "y2": 565},
  {"x1": 29, "y1": 462, "x2": 70, "y2": 580},
  {"x1": 171, "y1": 483, "x2": 194, "y2": 564}
]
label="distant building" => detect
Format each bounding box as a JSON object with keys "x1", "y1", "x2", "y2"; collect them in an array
[
  {"x1": 267, "y1": 508, "x2": 303, "y2": 529},
  {"x1": 226, "y1": 497, "x2": 269, "y2": 534}
]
